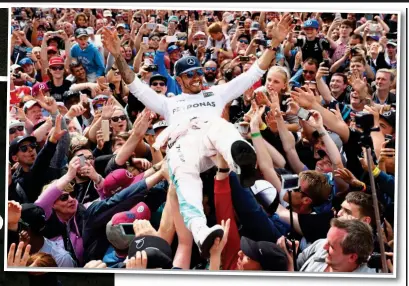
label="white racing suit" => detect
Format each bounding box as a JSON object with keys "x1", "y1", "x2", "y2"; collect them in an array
[{"x1": 128, "y1": 62, "x2": 266, "y2": 235}]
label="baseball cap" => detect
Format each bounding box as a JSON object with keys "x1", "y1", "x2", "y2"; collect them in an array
[
  {"x1": 18, "y1": 58, "x2": 34, "y2": 66},
  {"x1": 62, "y1": 90, "x2": 80, "y2": 103},
  {"x1": 193, "y1": 31, "x2": 206, "y2": 39},
  {"x1": 9, "y1": 135, "x2": 37, "y2": 161},
  {"x1": 380, "y1": 110, "x2": 396, "y2": 128},
  {"x1": 250, "y1": 21, "x2": 260, "y2": 31},
  {"x1": 86, "y1": 27, "x2": 95, "y2": 35},
  {"x1": 23, "y1": 100, "x2": 41, "y2": 113},
  {"x1": 9, "y1": 120, "x2": 25, "y2": 130},
  {"x1": 167, "y1": 45, "x2": 179, "y2": 54},
  {"x1": 31, "y1": 82, "x2": 50, "y2": 96},
  {"x1": 152, "y1": 120, "x2": 168, "y2": 131},
  {"x1": 47, "y1": 46, "x2": 58, "y2": 53},
  {"x1": 106, "y1": 202, "x2": 151, "y2": 250},
  {"x1": 103, "y1": 10, "x2": 112, "y2": 17},
  {"x1": 386, "y1": 41, "x2": 397, "y2": 47},
  {"x1": 240, "y1": 236, "x2": 288, "y2": 271},
  {"x1": 175, "y1": 56, "x2": 202, "y2": 77},
  {"x1": 116, "y1": 23, "x2": 126, "y2": 29},
  {"x1": 48, "y1": 56, "x2": 64, "y2": 67},
  {"x1": 251, "y1": 180, "x2": 279, "y2": 213},
  {"x1": 10, "y1": 64, "x2": 22, "y2": 73},
  {"x1": 20, "y1": 203, "x2": 46, "y2": 234},
  {"x1": 103, "y1": 169, "x2": 145, "y2": 197},
  {"x1": 149, "y1": 74, "x2": 168, "y2": 86},
  {"x1": 303, "y1": 19, "x2": 320, "y2": 29},
  {"x1": 127, "y1": 235, "x2": 173, "y2": 269},
  {"x1": 367, "y1": 35, "x2": 380, "y2": 41},
  {"x1": 168, "y1": 15, "x2": 179, "y2": 23},
  {"x1": 75, "y1": 28, "x2": 89, "y2": 39}
]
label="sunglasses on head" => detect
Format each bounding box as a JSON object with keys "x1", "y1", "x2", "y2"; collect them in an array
[
  {"x1": 9, "y1": 125, "x2": 24, "y2": 134},
  {"x1": 239, "y1": 39, "x2": 249, "y2": 44},
  {"x1": 111, "y1": 115, "x2": 127, "y2": 122},
  {"x1": 59, "y1": 192, "x2": 76, "y2": 201},
  {"x1": 50, "y1": 65, "x2": 64, "y2": 71},
  {"x1": 205, "y1": 67, "x2": 217, "y2": 72},
  {"x1": 303, "y1": 70, "x2": 315, "y2": 75},
  {"x1": 19, "y1": 142, "x2": 37, "y2": 152},
  {"x1": 184, "y1": 69, "x2": 204, "y2": 78},
  {"x1": 151, "y1": 81, "x2": 165, "y2": 87}
]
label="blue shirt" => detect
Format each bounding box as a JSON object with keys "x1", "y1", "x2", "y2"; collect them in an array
[{"x1": 70, "y1": 42, "x2": 105, "y2": 77}]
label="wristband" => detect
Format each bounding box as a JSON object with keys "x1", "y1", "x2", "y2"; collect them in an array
[
  {"x1": 251, "y1": 132, "x2": 262, "y2": 138},
  {"x1": 372, "y1": 166, "x2": 381, "y2": 178},
  {"x1": 218, "y1": 168, "x2": 230, "y2": 173}
]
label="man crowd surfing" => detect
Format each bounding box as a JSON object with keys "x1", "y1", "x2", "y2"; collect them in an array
[{"x1": 7, "y1": 7, "x2": 397, "y2": 275}]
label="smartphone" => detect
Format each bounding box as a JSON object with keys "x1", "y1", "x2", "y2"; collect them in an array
[
  {"x1": 119, "y1": 223, "x2": 135, "y2": 236},
  {"x1": 166, "y1": 35, "x2": 178, "y2": 43},
  {"x1": 146, "y1": 23, "x2": 156, "y2": 30},
  {"x1": 239, "y1": 21, "x2": 245, "y2": 27},
  {"x1": 365, "y1": 13, "x2": 374, "y2": 21},
  {"x1": 238, "y1": 121, "x2": 250, "y2": 134},
  {"x1": 254, "y1": 39, "x2": 267, "y2": 46},
  {"x1": 297, "y1": 107, "x2": 312, "y2": 121},
  {"x1": 292, "y1": 17, "x2": 299, "y2": 24},
  {"x1": 385, "y1": 139, "x2": 395, "y2": 150},
  {"x1": 322, "y1": 59, "x2": 330, "y2": 68},
  {"x1": 101, "y1": 119, "x2": 110, "y2": 142},
  {"x1": 146, "y1": 64, "x2": 159, "y2": 72},
  {"x1": 78, "y1": 154, "x2": 85, "y2": 167},
  {"x1": 281, "y1": 174, "x2": 300, "y2": 190},
  {"x1": 385, "y1": 134, "x2": 393, "y2": 141},
  {"x1": 239, "y1": 56, "x2": 250, "y2": 62},
  {"x1": 143, "y1": 37, "x2": 149, "y2": 44},
  {"x1": 198, "y1": 39, "x2": 206, "y2": 46}
]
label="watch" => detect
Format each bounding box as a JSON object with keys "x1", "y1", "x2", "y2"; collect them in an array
[{"x1": 218, "y1": 168, "x2": 230, "y2": 173}]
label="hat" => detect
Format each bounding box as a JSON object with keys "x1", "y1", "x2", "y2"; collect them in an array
[
  {"x1": 48, "y1": 56, "x2": 64, "y2": 67},
  {"x1": 86, "y1": 27, "x2": 95, "y2": 35},
  {"x1": 380, "y1": 110, "x2": 396, "y2": 128},
  {"x1": 9, "y1": 120, "x2": 25, "y2": 129},
  {"x1": 116, "y1": 13, "x2": 123, "y2": 19},
  {"x1": 167, "y1": 45, "x2": 179, "y2": 54},
  {"x1": 193, "y1": 31, "x2": 206, "y2": 39},
  {"x1": 31, "y1": 82, "x2": 50, "y2": 96},
  {"x1": 149, "y1": 32, "x2": 161, "y2": 40},
  {"x1": 18, "y1": 58, "x2": 34, "y2": 66},
  {"x1": 62, "y1": 90, "x2": 80, "y2": 103},
  {"x1": 149, "y1": 74, "x2": 168, "y2": 86},
  {"x1": 92, "y1": 94, "x2": 110, "y2": 105},
  {"x1": 103, "y1": 10, "x2": 112, "y2": 17},
  {"x1": 75, "y1": 28, "x2": 88, "y2": 39},
  {"x1": 168, "y1": 15, "x2": 179, "y2": 23},
  {"x1": 175, "y1": 56, "x2": 202, "y2": 77},
  {"x1": 303, "y1": 19, "x2": 320, "y2": 29},
  {"x1": 251, "y1": 180, "x2": 279, "y2": 213},
  {"x1": 152, "y1": 120, "x2": 168, "y2": 130},
  {"x1": 240, "y1": 236, "x2": 288, "y2": 271},
  {"x1": 116, "y1": 23, "x2": 126, "y2": 29},
  {"x1": 386, "y1": 41, "x2": 397, "y2": 47},
  {"x1": 10, "y1": 64, "x2": 22, "y2": 73},
  {"x1": 103, "y1": 169, "x2": 145, "y2": 197},
  {"x1": 106, "y1": 202, "x2": 151, "y2": 250},
  {"x1": 238, "y1": 34, "x2": 251, "y2": 43},
  {"x1": 366, "y1": 35, "x2": 380, "y2": 41},
  {"x1": 23, "y1": 100, "x2": 41, "y2": 113},
  {"x1": 9, "y1": 135, "x2": 37, "y2": 161},
  {"x1": 47, "y1": 46, "x2": 58, "y2": 53},
  {"x1": 250, "y1": 21, "x2": 260, "y2": 31},
  {"x1": 20, "y1": 203, "x2": 46, "y2": 234},
  {"x1": 128, "y1": 235, "x2": 173, "y2": 269}
]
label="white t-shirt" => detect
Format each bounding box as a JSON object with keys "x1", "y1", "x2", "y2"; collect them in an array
[{"x1": 39, "y1": 237, "x2": 76, "y2": 267}]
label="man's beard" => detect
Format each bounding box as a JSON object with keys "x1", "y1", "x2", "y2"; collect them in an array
[{"x1": 205, "y1": 73, "x2": 216, "y2": 82}]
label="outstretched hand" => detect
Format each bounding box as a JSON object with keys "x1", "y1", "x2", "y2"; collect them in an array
[{"x1": 101, "y1": 27, "x2": 122, "y2": 58}]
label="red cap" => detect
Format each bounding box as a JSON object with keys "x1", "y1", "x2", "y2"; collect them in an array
[
  {"x1": 32, "y1": 82, "x2": 50, "y2": 96},
  {"x1": 103, "y1": 169, "x2": 144, "y2": 197},
  {"x1": 48, "y1": 56, "x2": 64, "y2": 67},
  {"x1": 111, "y1": 202, "x2": 151, "y2": 225}
]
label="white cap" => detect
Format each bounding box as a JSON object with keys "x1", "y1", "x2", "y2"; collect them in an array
[
  {"x1": 86, "y1": 27, "x2": 94, "y2": 35},
  {"x1": 9, "y1": 120, "x2": 25, "y2": 129},
  {"x1": 23, "y1": 100, "x2": 40, "y2": 112},
  {"x1": 10, "y1": 64, "x2": 21, "y2": 72},
  {"x1": 103, "y1": 10, "x2": 112, "y2": 17},
  {"x1": 152, "y1": 120, "x2": 168, "y2": 130},
  {"x1": 250, "y1": 180, "x2": 277, "y2": 208},
  {"x1": 193, "y1": 31, "x2": 206, "y2": 39}
]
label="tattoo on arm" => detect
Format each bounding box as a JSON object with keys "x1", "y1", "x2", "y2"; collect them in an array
[{"x1": 115, "y1": 54, "x2": 135, "y2": 84}]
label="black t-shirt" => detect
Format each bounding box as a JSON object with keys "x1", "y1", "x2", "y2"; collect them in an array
[
  {"x1": 296, "y1": 37, "x2": 330, "y2": 63},
  {"x1": 73, "y1": 180, "x2": 100, "y2": 205},
  {"x1": 298, "y1": 211, "x2": 335, "y2": 243},
  {"x1": 47, "y1": 79, "x2": 72, "y2": 102}
]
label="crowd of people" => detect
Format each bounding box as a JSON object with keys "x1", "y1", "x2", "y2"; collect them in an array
[{"x1": 7, "y1": 7, "x2": 397, "y2": 275}]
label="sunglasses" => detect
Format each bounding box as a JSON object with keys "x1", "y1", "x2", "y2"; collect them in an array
[
  {"x1": 58, "y1": 192, "x2": 76, "y2": 201},
  {"x1": 151, "y1": 82, "x2": 165, "y2": 87},
  {"x1": 303, "y1": 70, "x2": 316, "y2": 75},
  {"x1": 9, "y1": 125, "x2": 24, "y2": 134},
  {"x1": 183, "y1": 69, "x2": 204, "y2": 78},
  {"x1": 205, "y1": 67, "x2": 217, "y2": 72},
  {"x1": 50, "y1": 66, "x2": 64, "y2": 71},
  {"x1": 19, "y1": 142, "x2": 37, "y2": 153},
  {"x1": 239, "y1": 39, "x2": 249, "y2": 44},
  {"x1": 111, "y1": 115, "x2": 127, "y2": 122},
  {"x1": 144, "y1": 52, "x2": 155, "y2": 57},
  {"x1": 293, "y1": 188, "x2": 311, "y2": 198}
]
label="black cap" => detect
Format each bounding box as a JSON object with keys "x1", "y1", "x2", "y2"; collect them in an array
[
  {"x1": 174, "y1": 56, "x2": 202, "y2": 77},
  {"x1": 128, "y1": 235, "x2": 173, "y2": 269},
  {"x1": 20, "y1": 203, "x2": 46, "y2": 234},
  {"x1": 149, "y1": 74, "x2": 168, "y2": 86},
  {"x1": 9, "y1": 135, "x2": 37, "y2": 161},
  {"x1": 240, "y1": 236, "x2": 288, "y2": 271},
  {"x1": 380, "y1": 110, "x2": 396, "y2": 128},
  {"x1": 63, "y1": 90, "x2": 81, "y2": 103},
  {"x1": 75, "y1": 28, "x2": 88, "y2": 39}
]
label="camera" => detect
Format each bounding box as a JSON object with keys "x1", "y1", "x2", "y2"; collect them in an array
[
  {"x1": 297, "y1": 107, "x2": 312, "y2": 121},
  {"x1": 146, "y1": 65, "x2": 159, "y2": 72},
  {"x1": 13, "y1": 73, "x2": 21, "y2": 79},
  {"x1": 355, "y1": 112, "x2": 374, "y2": 133},
  {"x1": 224, "y1": 69, "x2": 233, "y2": 81},
  {"x1": 350, "y1": 47, "x2": 359, "y2": 56},
  {"x1": 254, "y1": 39, "x2": 267, "y2": 46},
  {"x1": 367, "y1": 252, "x2": 382, "y2": 269},
  {"x1": 239, "y1": 56, "x2": 250, "y2": 62},
  {"x1": 281, "y1": 174, "x2": 300, "y2": 190}
]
